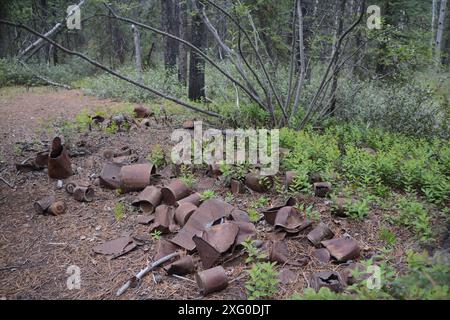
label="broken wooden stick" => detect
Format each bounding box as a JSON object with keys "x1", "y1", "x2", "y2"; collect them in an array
[
  {"x1": 116, "y1": 251, "x2": 179, "y2": 296},
  {"x1": 0, "y1": 176, "x2": 15, "y2": 189}
]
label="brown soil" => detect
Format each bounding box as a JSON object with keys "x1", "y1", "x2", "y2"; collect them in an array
[{"x1": 0, "y1": 87, "x2": 420, "y2": 300}]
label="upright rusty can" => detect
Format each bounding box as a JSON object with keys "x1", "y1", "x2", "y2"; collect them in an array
[{"x1": 48, "y1": 137, "x2": 73, "y2": 179}]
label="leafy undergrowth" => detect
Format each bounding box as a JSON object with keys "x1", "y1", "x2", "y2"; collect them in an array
[
  {"x1": 281, "y1": 125, "x2": 449, "y2": 243},
  {"x1": 280, "y1": 125, "x2": 449, "y2": 300},
  {"x1": 292, "y1": 251, "x2": 449, "y2": 300}
]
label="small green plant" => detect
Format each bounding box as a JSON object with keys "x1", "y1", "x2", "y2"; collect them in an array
[
  {"x1": 346, "y1": 198, "x2": 370, "y2": 220},
  {"x1": 150, "y1": 230, "x2": 162, "y2": 240},
  {"x1": 225, "y1": 192, "x2": 234, "y2": 202},
  {"x1": 295, "y1": 203, "x2": 320, "y2": 221},
  {"x1": 114, "y1": 203, "x2": 126, "y2": 221},
  {"x1": 147, "y1": 144, "x2": 166, "y2": 168},
  {"x1": 248, "y1": 208, "x2": 261, "y2": 223},
  {"x1": 246, "y1": 262, "x2": 279, "y2": 300},
  {"x1": 379, "y1": 227, "x2": 397, "y2": 246},
  {"x1": 241, "y1": 238, "x2": 267, "y2": 264},
  {"x1": 254, "y1": 196, "x2": 269, "y2": 208},
  {"x1": 105, "y1": 121, "x2": 119, "y2": 134},
  {"x1": 75, "y1": 109, "x2": 93, "y2": 131},
  {"x1": 201, "y1": 190, "x2": 216, "y2": 201},
  {"x1": 179, "y1": 165, "x2": 196, "y2": 188},
  {"x1": 394, "y1": 197, "x2": 433, "y2": 242}
]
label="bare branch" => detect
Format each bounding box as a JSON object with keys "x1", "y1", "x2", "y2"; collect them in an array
[{"x1": 0, "y1": 19, "x2": 221, "y2": 118}]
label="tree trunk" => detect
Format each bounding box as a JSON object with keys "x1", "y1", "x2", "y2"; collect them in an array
[
  {"x1": 435, "y1": 0, "x2": 448, "y2": 64},
  {"x1": 132, "y1": 24, "x2": 143, "y2": 83},
  {"x1": 178, "y1": 1, "x2": 189, "y2": 85},
  {"x1": 328, "y1": 0, "x2": 347, "y2": 116},
  {"x1": 161, "y1": 0, "x2": 179, "y2": 71},
  {"x1": 431, "y1": 0, "x2": 437, "y2": 49},
  {"x1": 188, "y1": 4, "x2": 206, "y2": 101}
]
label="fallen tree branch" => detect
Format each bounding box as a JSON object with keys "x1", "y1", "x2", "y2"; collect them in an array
[
  {"x1": 18, "y1": 0, "x2": 86, "y2": 59},
  {"x1": 18, "y1": 61, "x2": 72, "y2": 89},
  {"x1": 116, "y1": 252, "x2": 179, "y2": 296},
  {"x1": 0, "y1": 19, "x2": 221, "y2": 118},
  {"x1": 100, "y1": 4, "x2": 266, "y2": 115},
  {"x1": 0, "y1": 176, "x2": 15, "y2": 189}
]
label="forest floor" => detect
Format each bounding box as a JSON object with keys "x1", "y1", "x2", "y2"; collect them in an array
[{"x1": 0, "y1": 86, "x2": 440, "y2": 300}]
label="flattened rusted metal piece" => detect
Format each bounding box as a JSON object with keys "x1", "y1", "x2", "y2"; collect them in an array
[
  {"x1": 195, "y1": 177, "x2": 216, "y2": 192},
  {"x1": 230, "y1": 209, "x2": 250, "y2": 223},
  {"x1": 132, "y1": 186, "x2": 162, "y2": 213},
  {"x1": 136, "y1": 215, "x2": 154, "y2": 225},
  {"x1": 120, "y1": 163, "x2": 155, "y2": 192},
  {"x1": 244, "y1": 173, "x2": 273, "y2": 192},
  {"x1": 278, "y1": 269, "x2": 297, "y2": 285},
  {"x1": 232, "y1": 221, "x2": 256, "y2": 245},
  {"x1": 161, "y1": 179, "x2": 191, "y2": 205},
  {"x1": 177, "y1": 192, "x2": 202, "y2": 207},
  {"x1": 99, "y1": 162, "x2": 124, "y2": 189},
  {"x1": 34, "y1": 196, "x2": 56, "y2": 214},
  {"x1": 313, "y1": 182, "x2": 332, "y2": 198},
  {"x1": 149, "y1": 205, "x2": 178, "y2": 234},
  {"x1": 310, "y1": 271, "x2": 344, "y2": 293},
  {"x1": 268, "y1": 241, "x2": 308, "y2": 266},
  {"x1": 307, "y1": 222, "x2": 335, "y2": 247},
  {"x1": 230, "y1": 179, "x2": 246, "y2": 194},
  {"x1": 321, "y1": 238, "x2": 360, "y2": 262},
  {"x1": 195, "y1": 266, "x2": 228, "y2": 296},
  {"x1": 48, "y1": 137, "x2": 73, "y2": 179},
  {"x1": 165, "y1": 255, "x2": 195, "y2": 276},
  {"x1": 175, "y1": 202, "x2": 197, "y2": 227},
  {"x1": 153, "y1": 239, "x2": 179, "y2": 262},
  {"x1": 202, "y1": 222, "x2": 239, "y2": 254},
  {"x1": 312, "y1": 248, "x2": 331, "y2": 264},
  {"x1": 170, "y1": 199, "x2": 234, "y2": 251},
  {"x1": 93, "y1": 236, "x2": 136, "y2": 256},
  {"x1": 274, "y1": 206, "x2": 311, "y2": 233},
  {"x1": 340, "y1": 262, "x2": 366, "y2": 285},
  {"x1": 262, "y1": 197, "x2": 297, "y2": 225},
  {"x1": 73, "y1": 186, "x2": 95, "y2": 202},
  {"x1": 193, "y1": 235, "x2": 222, "y2": 269},
  {"x1": 268, "y1": 241, "x2": 290, "y2": 264}
]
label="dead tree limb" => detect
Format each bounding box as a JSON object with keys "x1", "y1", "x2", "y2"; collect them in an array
[
  {"x1": 18, "y1": 0, "x2": 86, "y2": 59},
  {"x1": 200, "y1": 0, "x2": 286, "y2": 122},
  {"x1": 18, "y1": 60, "x2": 72, "y2": 89},
  {"x1": 116, "y1": 252, "x2": 179, "y2": 296},
  {"x1": 0, "y1": 19, "x2": 221, "y2": 118},
  {"x1": 298, "y1": 0, "x2": 366, "y2": 130},
  {"x1": 100, "y1": 5, "x2": 268, "y2": 114},
  {"x1": 290, "y1": 0, "x2": 307, "y2": 123}
]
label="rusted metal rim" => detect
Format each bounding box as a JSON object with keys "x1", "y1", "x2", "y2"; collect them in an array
[
  {"x1": 120, "y1": 163, "x2": 156, "y2": 192},
  {"x1": 161, "y1": 179, "x2": 191, "y2": 205},
  {"x1": 73, "y1": 186, "x2": 95, "y2": 202},
  {"x1": 175, "y1": 203, "x2": 197, "y2": 227},
  {"x1": 48, "y1": 137, "x2": 73, "y2": 179},
  {"x1": 195, "y1": 266, "x2": 228, "y2": 296}
]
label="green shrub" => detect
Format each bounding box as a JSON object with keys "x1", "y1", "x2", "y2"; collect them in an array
[{"x1": 245, "y1": 262, "x2": 279, "y2": 300}]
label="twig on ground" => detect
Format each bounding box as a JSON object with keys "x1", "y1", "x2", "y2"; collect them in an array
[{"x1": 116, "y1": 252, "x2": 180, "y2": 296}]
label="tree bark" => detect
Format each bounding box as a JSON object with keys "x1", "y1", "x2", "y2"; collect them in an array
[
  {"x1": 435, "y1": 0, "x2": 448, "y2": 64},
  {"x1": 178, "y1": 1, "x2": 189, "y2": 85},
  {"x1": 132, "y1": 24, "x2": 143, "y2": 83},
  {"x1": 161, "y1": 0, "x2": 179, "y2": 71},
  {"x1": 328, "y1": 0, "x2": 347, "y2": 116},
  {"x1": 188, "y1": 4, "x2": 206, "y2": 101}
]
